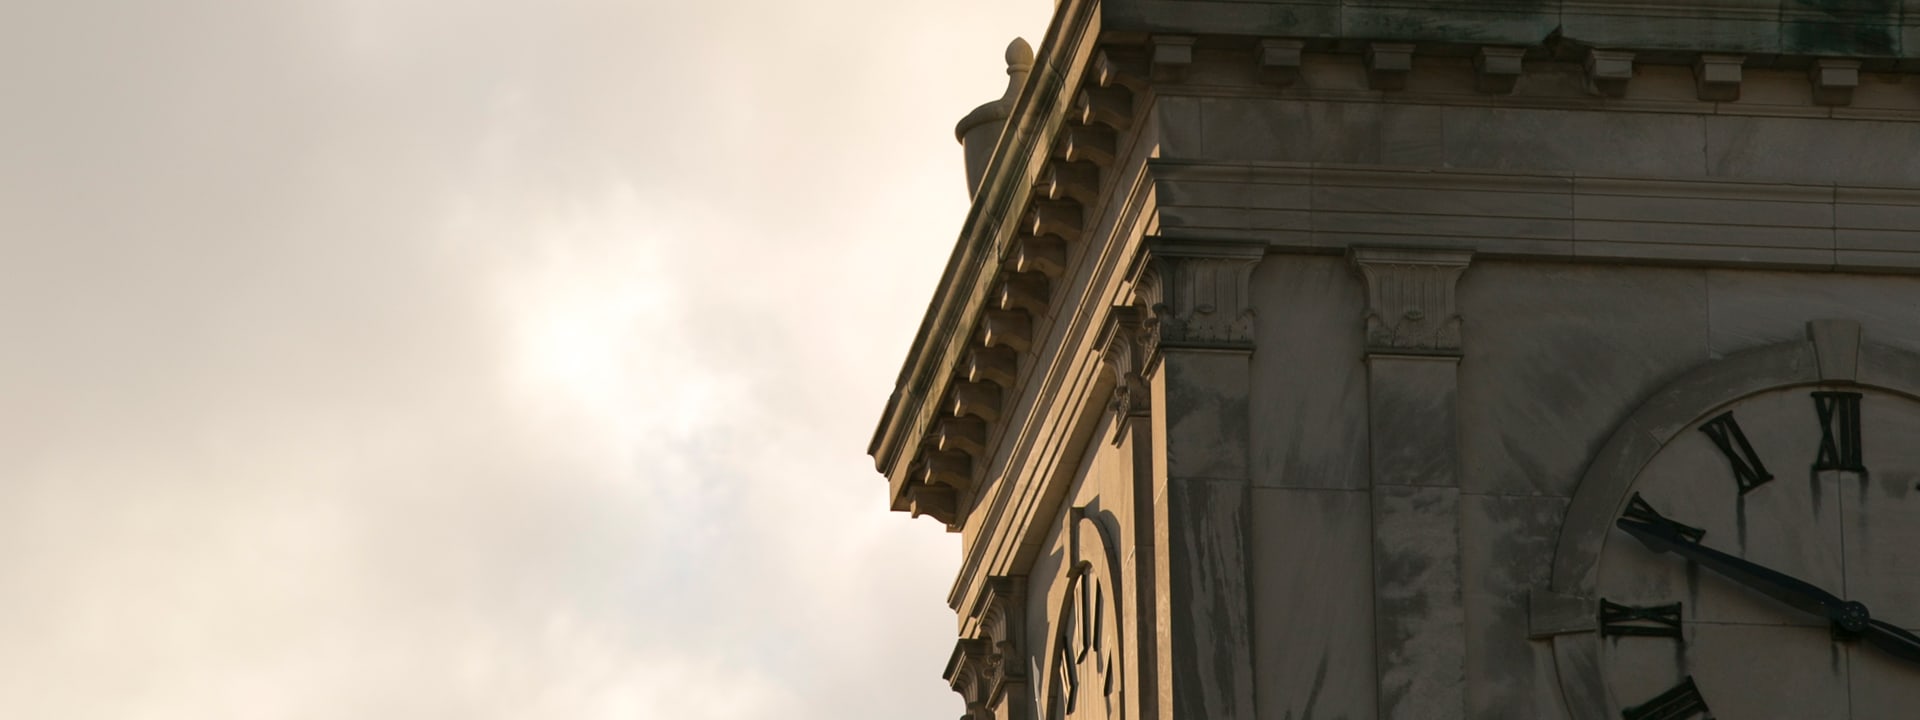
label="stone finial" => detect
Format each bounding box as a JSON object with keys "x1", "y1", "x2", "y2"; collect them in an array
[{"x1": 956, "y1": 38, "x2": 1036, "y2": 199}]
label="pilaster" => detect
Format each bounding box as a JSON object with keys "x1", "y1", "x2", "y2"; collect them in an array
[
  {"x1": 948, "y1": 576, "x2": 1031, "y2": 720},
  {"x1": 1351, "y1": 247, "x2": 1473, "y2": 720},
  {"x1": 1098, "y1": 307, "x2": 1159, "y2": 720},
  {"x1": 1136, "y1": 238, "x2": 1262, "y2": 720}
]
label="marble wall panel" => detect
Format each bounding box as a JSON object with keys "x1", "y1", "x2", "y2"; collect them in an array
[
  {"x1": 1368, "y1": 357, "x2": 1461, "y2": 488},
  {"x1": 1249, "y1": 256, "x2": 1371, "y2": 490},
  {"x1": 1162, "y1": 351, "x2": 1254, "y2": 481},
  {"x1": 1443, "y1": 108, "x2": 1708, "y2": 176},
  {"x1": 1304, "y1": 101, "x2": 1384, "y2": 166},
  {"x1": 1461, "y1": 494, "x2": 1572, "y2": 720},
  {"x1": 1250, "y1": 487, "x2": 1378, "y2": 720},
  {"x1": 1163, "y1": 476, "x2": 1257, "y2": 719},
  {"x1": 1373, "y1": 484, "x2": 1466, "y2": 720},
  {"x1": 1837, "y1": 187, "x2": 1920, "y2": 260},
  {"x1": 1705, "y1": 116, "x2": 1920, "y2": 186},
  {"x1": 1202, "y1": 97, "x2": 1310, "y2": 163},
  {"x1": 1456, "y1": 262, "x2": 1711, "y2": 497},
  {"x1": 1341, "y1": 1, "x2": 1559, "y2": 44},
  {"x1": 1378, "y1": 104, "x2": 1445, "y2": 168},
  {"x1": 1156, "y1": 95, "x2": 1205, "y2": 160},
  {"x1": 1705, "y1": 270, "x2": 1920, "y2": 359}
]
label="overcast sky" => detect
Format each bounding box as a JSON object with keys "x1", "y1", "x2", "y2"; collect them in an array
[{"x1": 0, "y1": 1, "x2": 1051, "y2": 716}]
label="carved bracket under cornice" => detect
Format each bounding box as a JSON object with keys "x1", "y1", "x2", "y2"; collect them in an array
[
  {"x1": 1131, "y1": 238, "x2": 1265, "y2": 351},
  {"x1": 1350, "y1": 247, "x2": 1473, "y2": 356}
]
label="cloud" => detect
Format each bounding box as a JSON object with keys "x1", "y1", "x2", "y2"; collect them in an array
[{"x1": 0, "y1": 0, "x2": 1052, "y2": 717}]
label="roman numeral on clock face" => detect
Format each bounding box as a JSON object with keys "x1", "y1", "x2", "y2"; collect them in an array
[
  {"x1": 1621, "y1": 493, "x2": 1706, "y2": 543},
  {"x1": 1622, "y1": 676, "x2": 1710, "y2": 720},
  {"x1": 1812, "y1": 391, "x2": 1866, "y2": 475},
  {"x1": 1600, "y1": 600, "x2": 1683, "y2": 639},
  {"x1": 1699, "y1": 411, "x2": 1772, "y2": 494}
]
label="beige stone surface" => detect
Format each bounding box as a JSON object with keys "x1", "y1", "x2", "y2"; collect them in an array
[{"x1": 876, "y1": 5, "x2": 1920, "y2": 718}]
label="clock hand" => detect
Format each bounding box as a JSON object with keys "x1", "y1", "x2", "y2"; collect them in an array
[
  {"x1": 1616, "y1": 514, "x2": 1844, "y2": 622},
  {"x1": 1618, "y1": 514, "x2": 1920, "y2": 670},
  {"x1": 1863, "y1": 619, "x2": 1920, "y2": 666}
]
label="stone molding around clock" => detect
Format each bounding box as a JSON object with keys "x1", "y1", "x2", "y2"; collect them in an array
[
  {"x1": 1042, "y1": 508, "x2": 1127, "y2": 720},
  {"x1": 1535, "y1": 318, "x2": 1920, "y2": 720}
]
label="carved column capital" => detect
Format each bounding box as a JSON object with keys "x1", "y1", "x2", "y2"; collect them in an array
[
  {"x1": 945, "y1": 638, "x2": 994, "y2": 719},
  {"x1": 947, "y1": 576, "x2": 1030, "y2": 718},
  {"x1": 1350, "y1": 247, "x2": 1472, "y2": 356},
  {"x1": 971, "y1": 575, "x2": 1029, "y2": 706},
  {"x1": 1132, "y1": 238, "x2": 1264, "y2": 350},
  {"x1": 1097, "y1": 306, "x2": 1154, "y2": 430}
]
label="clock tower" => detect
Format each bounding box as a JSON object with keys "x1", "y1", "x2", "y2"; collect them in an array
[{"x1": 868, "y1": 2, "x2": 1920, "y2": 718}]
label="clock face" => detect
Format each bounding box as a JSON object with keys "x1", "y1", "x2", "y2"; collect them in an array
[{"x1": 1595, "y1": 386, "x2": 1920, "y2": 719}]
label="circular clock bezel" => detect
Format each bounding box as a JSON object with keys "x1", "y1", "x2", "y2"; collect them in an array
[{"x1": 1542, "y1": 323, "x2": 1920, "y2": 720}]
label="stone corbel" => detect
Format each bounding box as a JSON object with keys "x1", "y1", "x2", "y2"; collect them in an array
[
  {"x1": 933, "y1": 416, "x2": 988, "y2": 457},
  {"x1": 1092, "y1": 48, "x2": 1148, "y2": 94},
  {"x1": 1584, "y1": 49, "x2": 1634, "y2": 98},
  {"x1": 1258, "y1": 39, "x2": 1304, "y2": 87},
  {"x1": 1150, "y1": 35, "x2": 1195, "y2": 83},
  {"x1": 981, "y1": 309, "x2": 1033, "y2": 353},
  {"x1": 1026, "y1": 199, "x2": 1084, "y2": 239},
  {"x1": 1474, "y1": 47, "x2": 1525, "y2": 94},
  {"x1": 1008, "y1": 234, "x2": 1067, "y2": 278},
  {"x1": 1060, "y1": 124, "x2": 1116, "y2": 167},
  {"x1": 1074, "y1": 86, "x2": 1133, "y2": 131},
  {"x1": 906, "y1": 480, "x2": 959, "y2": 526},
  {"x1": 920, "y1": 449, "x2": 974, "y2": 494},
  {"x1": 1694, "y1": 54, "x2": 1744, "y2": 102},
  {"x1": 1038, "y1": 161, "x2": 1101, "y2": 206},
  {"x1": 1135, "y1": 238, "x2": 1265, "y2": 349},
  {"x1": 1350, "y1": 247, "x2": 1472, "y2": 356},
  {"x1": 1365, "y1": 42, "x2": 1414, "y2": 91},
  {"x1": 965, "y1": 346, "x2": 1020, "y2": 387},
  {"x1": 950, "y1": 381, "x2": 1004, "y2": 423},
  {"x1": 1810, "y1": 58, "x2": 1860, "y2": 106},
  {"x1": 994, "y1": 272, "x2": 1052, "y2": 316}
]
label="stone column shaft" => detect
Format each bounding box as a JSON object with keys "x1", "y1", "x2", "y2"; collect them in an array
[
  {"x1": 1353, "y1": 248, "x2": 1472, "y2": 720},
  {"x1": 1135, "y1": 239, "x2": 1263, "y2": 720}
]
